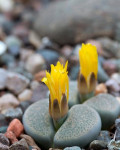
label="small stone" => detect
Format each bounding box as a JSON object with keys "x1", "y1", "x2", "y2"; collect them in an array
[
  {"x1": 0, "y1": 0, "x2": 14, "y2": 12},
  {"x1": 97, "y1": 131, "x2": 111, "y2": 143},
  {"x1": 37, "y1": 49, "x2": 59, "y2": 69},
  {"x1": 64, "y1": 146, "x2": 81, "y2": 150},
  {"x1": 30, "y1": 80, "x2": 40, "y2": 90},
  {"x1": 4, "y1": 108, "x2": 23, "y2": 122},
  {"x1": 7, "y1": 119, "x2": 24, "y2": 137},
  {"x1": 5, "y1": 36, "x2": 22, "y2": 56},
  {"x1": 20, "y1": 49, "x2": 34, "y2": 62},
  {"x1": 69, "y1": 65, "x2": 79, "y2": 80},
  {"x1": 90, "y1": 140, "x2": 108, "y2": 150},
  {"x1": 111, "y1": 73, "x2": 120, "y2": 85},
  {"x1": 34, "y1": 70, "x2": 46, "y2": 82},
  {"x1": 30, "y1": 83, "x2": 48, "y2": 102},
  {"x1": 0, "y1": 53, "x2": 15, "y2": 67},
  {"x1": 0, "y1": 114, "x2": 8, "y2": 127},
  {"x1": 105, "y1": 79, "x2": 120, "y2": 93},
  {"x1": 9, "y1": 138, "x2": 29, "y2": 150},
  {"x1": 0, "y1": 41, "x2": 7, "y2": 56},
  {"x1": 0, "y1": 94, "x2": 19, "y2": 113},
  {"x1": 108, "y1": 139, "x2": 120, "y2": 150},
  {"x1": 0, "y1": 142, "x2": 9, "y2": 150},
  {"x1": 103, "y1": 60, "x2": 117, "y2": 76},
  {"x1": 25, "y1": 54, "x2": 45, "y2": 74},
  {"x1": 98, "y1": 63, "x2": 109, "y2": 82},
  {"x1": 0, "y1": 69, "x2": 7, "y2": 90},
  {"x1": 12, "y1": 24, "x2": 29, "y2": 40},
  {"x1": 18, "y1": 101, "x2": 32, "y2": 113},
  {"x1": 0, "y1": 133, "x2": 9, "y2": 146},
  {"x1": 6, "y1": 72, "x2": 30, "y2": 95},
  {"x1": 72, "y1": 44, "x2": 81, "y2": 60},
  {"x1": 20, "y1": 134, "x2": 41, "y2": 150},
  {"x1": 18, "y1": 89, "x2": 32, "y2": 102},
  {"x1": 49, "y1": 149, "x2": 62, "y2": 150},
  {"x1": 115, "y1": 118, "x2": 120, "y2": 130},
  {"x1": 61, "y1": 45, "x2": 73, "y2": 58},
  {"x1": 0, "y1": 126, "x2": 8, "y2": 134},
  {"x1": 5, "y1": 131, "x2": 18, "y2": 144},
  {"x1": 29, "y1": 31, "x2": 41, "y2": 48},
  {"x1": 95, "y1": 83, "x2": 108, "y2": 95}
]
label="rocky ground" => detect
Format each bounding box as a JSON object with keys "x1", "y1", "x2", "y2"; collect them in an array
[{"x1": 0, "y1": 0, "x2": 120, "y2": 150}]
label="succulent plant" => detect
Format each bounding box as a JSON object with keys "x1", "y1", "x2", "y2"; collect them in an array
[{"x1": 23, "y1": 60, "x2": 101, "y2": 149}]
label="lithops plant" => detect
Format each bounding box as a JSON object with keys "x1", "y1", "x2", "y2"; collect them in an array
[
  {"x1": 23, "y1": 61, "x2": 101, "y2": 149},
  {"x1": 84, "y1": 93, "x2": 120, "y2": 129}
]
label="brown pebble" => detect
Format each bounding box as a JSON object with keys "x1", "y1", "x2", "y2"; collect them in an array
[
  {"x1": 34, "y1": 70, "x2": 46, "y2": 82},
  {"x1": 5, "y1": 131, "x2": 18, "y2": 144},
  {"x1": 95, "y1": 83, "x2": 108, "y2": 95},
  {"x1": 20, "y1": 134, "x2": 41, "y2": 150},
  {"x1": 7, "y1": 119, "x2": 24, "y2": 137}
]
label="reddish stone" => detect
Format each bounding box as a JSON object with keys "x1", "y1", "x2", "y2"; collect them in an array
[
  {"x1": 5, "y1": 131, "x2": 18, "y2": 144},
  {"x1": 34, "y1": 70, "x2": 46, "y2": 82},
  {"x1": 7, "y1": 119, "x2": 24, "y2": 137}
]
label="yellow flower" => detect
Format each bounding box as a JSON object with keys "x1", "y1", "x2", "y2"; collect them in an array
[
  {"x1": 42, "y1": 61, "x2": 69, "y2": 120},
  {"x1": 79, "y1": 43, "x2": 98, "y2": 87}
]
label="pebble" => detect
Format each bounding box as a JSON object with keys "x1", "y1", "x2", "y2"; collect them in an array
[
  {"x1": 5, "y1": 36, "x2": 22, "y2": 56},
  {"x1": 0, "y1": 41, "x2": 7, "y2": 56},
  {"x1": 0, "y1": 142, "x2": 9, "y2": 150},
  {"x1": 34, "y1": 70, "x2": 46, "y2": 82},
  {"x1": 20, "y1": 134, "x2": 41, "y2": 150},
  {"x1": 7, "y1": 119, "x2": 24, "y2": 137},
  {"x1": 18, "y1": 89, "x2": 32, "y2": 102},
  {"x1": 61, "y1": 45, "x2": 73, "y2": 58},
  {"x1": 105, "y1": 79, "x2": 120, "y2": 93},
  {"x1": 0, "y1": 94, "x2": 19, "y2": 113},
  {"x1": 95, "y1": 83, "x2": 108, "y2": 95},
  {"x1": 0, "y1": 114, "x2": 8, "y2": 127},
  {"x1": 90, "y1": 140, "x2": 108, "y2": 150},
  {"x1": 108, "y1": 139, "x2": 120, "y2": 150},
  {"x1": 18, "y1": 101, "x2": 32, "y2": 113},
  {"x1": 9, "y1": 138, "x2": 29, "y2": 150},
  {"x1": 6, "y1": 72, "x2": 30, "y2": 95},
  {"x1": 72, "y1": 44, "x2": 81, "y2": 60},
  {"x1": 20, "y1": 49, "x2": 34, "y2": 62},
  {"x1": 0, "y1": 0, "x2": 14, "y2": 12},
  {"x1": 0, "y1": 53, "x2": 15, "y2": 67},
  {"x1": 0, "y1": 126, "x2": 8, "y2": 134},
  {"x1": 5, "y1": 131, "x2": 18, "y2": 144},
  {"x1": 64, "y1": 146, "x2": 81, "y2": 150},
  {"x1": 29, "y1": 31, "x2": 41, "y2": 48},
  {"x1": 96, "y1": 131, "x2": 111, "y2": 143},
  {"x1": 4, "y1": 108, "x2": 23, "y2": 122},
  {"x1": 111, "y1": 73, "x2": 120, "y2": 85},
  {"x1": 37, "y1": 49, "x2": 59, "y2": 68},
  {"x1": 25, "y1": 54, "x2": 45, "y2": 74},
  {"x1": 0, "y1": 133, "x2": 9, "y2": 146},
  {"x1": 115, "y1": 118, "x2": 120, "y2": 140},
  {"x1": 30, "y1": 83, "x2": 48, "y2": 102},
  {"x1": 103, "y1": 60, "x2": 117, "y2": 76},
  {"x1": 0, "y1": 69, "x2": 7, "y2": 90},
  {"x1": 49, "y1": 149, "x2": 62, "y2": 150},
  {"x1": 30, "y1": 80, "x2": 41, "y2": 90}
]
